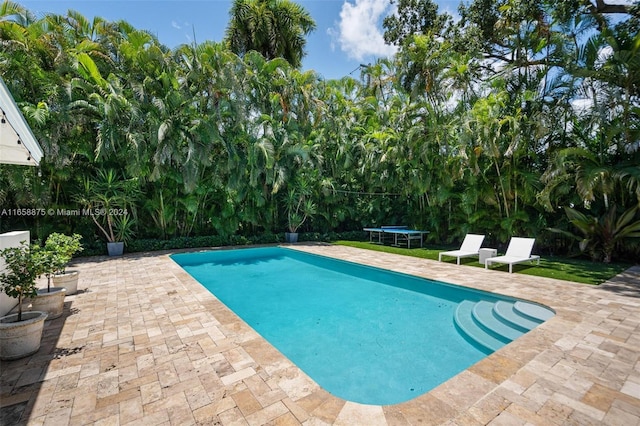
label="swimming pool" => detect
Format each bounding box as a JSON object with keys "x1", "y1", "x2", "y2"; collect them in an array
[{"x1": 171, "y1": 247, "x2": 553, "y2": 405}]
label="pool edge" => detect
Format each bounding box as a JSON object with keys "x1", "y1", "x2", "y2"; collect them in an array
[{"x1": 165, "y1": 243, "x2": 569, "y2": 422}]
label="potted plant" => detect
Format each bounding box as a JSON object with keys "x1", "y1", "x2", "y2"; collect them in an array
[
  {"x1": 74, "y1": 169, "x2": 138, "y2": 256},
  {"x1": 0, "y1": 242, "x2": 48, "y2": 360},
  {"x1": 45, "y1": 233, "x2": 83, "y2": 295},
  {"x1": 26, "y1": 244, "x2": 66, "y2": 319},
  {"x1": 284, "y1": 176, "x2": 316, "y2": 243}
]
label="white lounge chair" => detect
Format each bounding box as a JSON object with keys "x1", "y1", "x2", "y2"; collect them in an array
[
  {"x1": 484, "y1": 237, "x2": 540, "y2": 273},
  {"x1": 438, "y1": 234, "x2": 485, "y2": 265}
]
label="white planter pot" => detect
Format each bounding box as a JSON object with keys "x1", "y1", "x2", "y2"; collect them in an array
[
  {"x1": 26, "y1": 288, "x2": 66, "y2": 319},
  {"x1": 107, "y1": 242, "x2": 124, "y2": 256},
  {"x1": 52, "y1": 271, "x2": 79, "y2": 295},
  {"x1": 0, "y1": 311, "x2": 48, "y2": 360}
]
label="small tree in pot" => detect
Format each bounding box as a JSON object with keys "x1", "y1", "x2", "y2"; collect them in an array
[
  {"x1": 37, "y1": 244, "x2": 64, "y2": 292},
  {"x1": 0, "y1": 242, "x2": 48, "y2": 360},
  {"x1": 25, "y1": 244, "x2": 67, "y2": 320},
  {"x1": 44, "y1": 233, "x2": 83, "y2": 295},
  {"x1": 284, "y1": 175, "x2": 316, "y2": 243},
  {"x1": 74, "y1": 169, "x2": 138, "y2": 256},
  {"x1": 0, "y1": 242, "x2": 42, "y2": 321},
  {"x1": 45, "y1": 233, "x2": 83, "y2": 274}
]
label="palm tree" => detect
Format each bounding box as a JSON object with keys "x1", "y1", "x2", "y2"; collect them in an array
[
  {"x1": 224, "y1": 0, "x2": 316, "y2": 68},
  {"x1": 67, "y1": 55, "x2": 139, "y2": 163}
]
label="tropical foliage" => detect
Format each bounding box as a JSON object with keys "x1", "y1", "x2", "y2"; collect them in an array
[
  {"x1": 0, "y1": 242, "x2": 42, "y2": 321},
  {"x1": 0, "y1": 0, "x2": 639, "y2": 263},
  {"x1": 549, "y1": 206, "x2": 640, "y2": 263},
  {"x1": 225, "y1": 0, "x2": 316, "y2": 67}
]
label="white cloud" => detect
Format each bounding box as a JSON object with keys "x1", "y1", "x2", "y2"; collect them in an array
[
  {"x1": 330, "y1": 0, "x2": 397, "y2": 61},
  {"x1": 170, "y1": 20, "x2": 196, "y2": 44}
]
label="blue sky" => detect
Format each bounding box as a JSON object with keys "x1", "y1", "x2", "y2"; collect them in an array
[{"x1": 19, "y1": 0, "x2": 462, "y2": 81}]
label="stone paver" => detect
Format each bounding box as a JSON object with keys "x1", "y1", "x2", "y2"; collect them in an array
[{"x1": 1, "y1": 243, "x2": 639, "y2": 425}]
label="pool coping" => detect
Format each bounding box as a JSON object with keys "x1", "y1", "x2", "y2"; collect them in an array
[
  {"x1": 275, "y1": 245, "x2": 640, "y2": 424},
  {"x1": 1, "y1": 243, "x2": 638, "y2": 425}
]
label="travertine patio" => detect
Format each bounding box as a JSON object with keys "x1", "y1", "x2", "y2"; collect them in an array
[{"x1": 1, "y1": 243, "x2": 639, "y2": 425}]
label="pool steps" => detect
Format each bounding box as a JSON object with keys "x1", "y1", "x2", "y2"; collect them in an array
[
  {"x1": 493, "y1": 301, "x2": 538, "y2": 332},
  {"x1": 454, "y1": 299, "x2": 554, "y2": 353},
  {"x1": 513, "y1": 301, "x2": 555, "y2": 322}
]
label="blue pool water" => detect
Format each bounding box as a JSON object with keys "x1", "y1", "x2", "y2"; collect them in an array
[{"x1": 171, "y1": 247, "x2": 548, "y2": 405}]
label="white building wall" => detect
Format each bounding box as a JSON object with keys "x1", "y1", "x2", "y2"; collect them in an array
[{"x1": 0, "y1": 230, "x2": 30, "y2": 316}]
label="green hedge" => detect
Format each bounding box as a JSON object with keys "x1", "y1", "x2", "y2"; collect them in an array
[{"x1": 79, "y1": 230, "x2": 368, "y2": 257}]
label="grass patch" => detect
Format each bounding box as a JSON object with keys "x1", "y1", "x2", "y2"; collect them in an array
[{"x1": 334, "y1": 240, "x2": 630, "y2": 285}]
